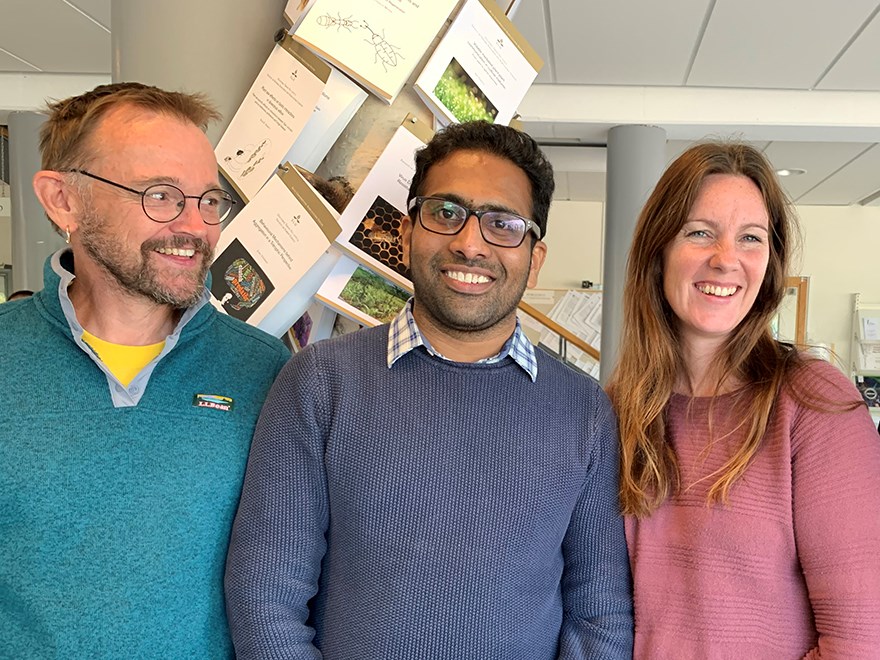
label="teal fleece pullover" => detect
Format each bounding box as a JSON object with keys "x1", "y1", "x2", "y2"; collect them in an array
[{"x1": 0, "y1": 250, "x2": 289, "y2": 659}]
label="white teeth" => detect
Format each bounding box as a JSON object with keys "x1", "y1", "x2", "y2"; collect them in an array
[
  {"x1": 698, "y1": 284, "x2": 737, "y2": 297},
  {"x1": 447, "y1": 270, "x2": 490, "y2": 284},
  {"x1": 156, "y1": 247, "x2": 196, "y2": 258}
]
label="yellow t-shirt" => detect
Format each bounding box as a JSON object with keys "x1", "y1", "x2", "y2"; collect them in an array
[{"x1": 82, "y1": 330, "x2": 165, "y2": 387}]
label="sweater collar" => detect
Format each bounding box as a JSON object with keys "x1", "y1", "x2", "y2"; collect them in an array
[
  {"x1": 42, "y1": 247, "x2": 212, "y2": 346},
  {"x1": 37, "y1": 247, "x2": 215, "y2": 407},
  {"x1": 386, "y1": 298, "x2": 538, "y2": 382}
]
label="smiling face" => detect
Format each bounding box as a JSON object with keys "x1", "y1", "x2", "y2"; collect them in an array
[
  {"x1": 401, "y1": 149, "x2": 546, "y2": 357},
  {"x1": 72, "y1": 104, "x2": 221, "y2": 308},
  {"x1": 662, "y1": 173, "x2": 771, "y2": 354}
]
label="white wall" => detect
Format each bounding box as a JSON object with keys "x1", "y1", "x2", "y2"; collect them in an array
[
  {"x1": 0, "y1": 197, "x2": 11, "y2": 265},
  {"x1": 539, "y1": 199, "x2": 879, "y2": 374},
  {"x1": 796, "y1": 205, "x2": 880, "y2": 368},
  {"x1": 537, "y1": 200, "x2": 604, "y2": 290}
]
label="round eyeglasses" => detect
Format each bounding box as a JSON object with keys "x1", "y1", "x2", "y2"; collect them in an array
[
  {"x1": 68, "y1": 169, "x2": 235, "y2": 225},
  {"x1": 407, "y1": 196, "x2": 541, "y2": 248}
]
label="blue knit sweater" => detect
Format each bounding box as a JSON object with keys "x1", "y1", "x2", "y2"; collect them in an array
[
  {"x1": 0, "y1": 253, "x2": 289, "y2": 659},
  {"x1": 225, "y1": 325, "x2": 633, "y2": 659}
]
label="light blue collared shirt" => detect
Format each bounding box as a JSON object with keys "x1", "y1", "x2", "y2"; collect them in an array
[
  {"x1": 52, "y1": 248, "x2": 210, "y2": 408},
  {"x1": 386, "y1": 298, "x2": 538, "y2": 382}
]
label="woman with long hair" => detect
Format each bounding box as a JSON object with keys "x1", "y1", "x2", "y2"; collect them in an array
[{"x1": 608, "y1": 142, "x2": 880, "y2": 658}]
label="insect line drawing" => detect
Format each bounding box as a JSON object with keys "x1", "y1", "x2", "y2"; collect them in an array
[
  {"x1": 361, "y1": 21, "x2": 403, "y2": 72},
  {"x1": 314, "y1": 13, "x2": 403, "y2": 72},
  {"x1": 223, "y1": 138, "x2": 270, "y2": 174},
  {"x1": 241, "y1": 155, "x2": 265, "y2": 178},
  {"x1": 316, "y1": 12, "x2": 363, "y2": 32}
]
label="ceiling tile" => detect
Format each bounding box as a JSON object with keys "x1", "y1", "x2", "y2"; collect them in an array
[
  {"x1": 688, "y1": 0, "x2": 878, "y2": 89},
  {"x1": 0, "y1": 0, "x2": 110, "y2": 74},
  {"x1": 0, "y1": 48, "x2": 39, "y2": 72},
  {"x1": 763, "y1": 141, "x2": 873, "y2": 201},
  {"x1": 69, "y1": 0, "x2": 111, "y2": 28},
  {"x1": 797, "y1": 144, "x2": 880, "y2": 204},
  {"x1": 548, "y1": 0, "x2": 712, "y2": 85},
  {"x1": 817, "y1": 9, "x2": 880, "y2": 91}
]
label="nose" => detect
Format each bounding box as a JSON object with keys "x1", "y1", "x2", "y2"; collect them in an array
[
  {"x1": 708, "y1": 237, "x2": 738, "y2": 271},
  {"x1": 168, "y1": 197, "x2": 208, "y2": 236},
  {"x1": 447, "y1": 214, "x2": 490, "y2": 259}
]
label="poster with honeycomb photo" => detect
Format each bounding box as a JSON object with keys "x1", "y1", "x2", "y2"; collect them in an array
[
  {"x1": 348, "y1": 195, "x2": 409, "y2": 281},
  {"x1": 335, "y1": 114, "x2": 432, "y2": 291}
]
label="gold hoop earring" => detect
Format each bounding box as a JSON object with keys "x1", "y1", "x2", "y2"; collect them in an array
[{"x1": 65, "y1": 227, "x2": 71, "y2": 244}]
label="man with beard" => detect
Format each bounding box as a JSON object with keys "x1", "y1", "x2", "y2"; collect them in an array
[
  {"x1": 225, "y1": 122, "x2": 633, "y2": 659},
  {"x1": 0, "y1": 83, "x2": 289, "y2": 658}
]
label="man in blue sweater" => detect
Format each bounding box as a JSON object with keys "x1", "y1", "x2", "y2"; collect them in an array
[
  {"x1": 225, "y1": 122, "x2": 634, "y2": 658},
  {"x1": 0, "y1": 83, "x2": 289, "y2": 658}
]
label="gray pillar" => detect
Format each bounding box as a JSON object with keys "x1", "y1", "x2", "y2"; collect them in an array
[
  {"x1": 111, "y1": 0, "x2": 286, "y2": 144},
  {"x1": 9, "y1": 111, "x2": 66, "y2": 292},
  {"x1": 599, "y1": 125, "x2": 666, "y2": 384}
]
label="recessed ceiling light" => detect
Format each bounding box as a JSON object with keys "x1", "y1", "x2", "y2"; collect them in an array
[{"x1": 776, "y1": 168, "x2": 807, "y2": 177}]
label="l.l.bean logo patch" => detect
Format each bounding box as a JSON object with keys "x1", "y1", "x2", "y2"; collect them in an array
[{"x1": 192, "y1": 393, "x2": 234, "y2": 412}]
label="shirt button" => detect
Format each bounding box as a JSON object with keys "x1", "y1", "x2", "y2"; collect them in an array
[{"x1": 130, "y1": 385, "x2": 140, "y2": 394}]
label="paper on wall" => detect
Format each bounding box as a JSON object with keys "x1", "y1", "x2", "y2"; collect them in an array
[
  {"x1": 413, "y1": 0, "x2": 542, "y2": 126},
  {"x1": 293, "y1": 0, "x2": 459, "y2": 104},
  {"x1": 209, "y1": 164, "x2": 341, "y2": 329},
  {"x1": 216, "y1": 35, "x2": 330, "y2": 202}
]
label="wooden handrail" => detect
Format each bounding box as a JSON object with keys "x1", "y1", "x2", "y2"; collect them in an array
[
  {"x1": 785, "y1": 276, "x2": 809, "y2": 347},
  {"x1": 518, "y1": 300, "x2": 601, "y2": 361}
]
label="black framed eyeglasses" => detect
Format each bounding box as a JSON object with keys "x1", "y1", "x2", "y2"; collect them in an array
[
  {"x1": 67, "y1": 169, "x2": 235, "y2": 226},
  {"x1": 407, "y1": 196, "x2": 541, "y2": 248}
]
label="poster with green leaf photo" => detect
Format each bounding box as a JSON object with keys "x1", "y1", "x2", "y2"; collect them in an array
[
  {"x1": 316, "y1": 255, "x2": 411, "y2": 326},
  {"x1": 413, "y1": 0, "x2": 542, "y2": 127}
]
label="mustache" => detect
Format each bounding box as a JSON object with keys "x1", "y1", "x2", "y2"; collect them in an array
[
  {"x1": 441, "y1": 256, "x2": 501, "y2": 276},
  {"x1": 446, "y1": 257, "x2": 492, "y2": 269},
  {"x1": 142, "y1": 235, "x2": 213, "y2": 258}
]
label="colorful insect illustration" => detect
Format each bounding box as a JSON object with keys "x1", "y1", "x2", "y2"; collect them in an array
[{"x1": 223, "y1": 258, "x2": 266, "y2": 310}]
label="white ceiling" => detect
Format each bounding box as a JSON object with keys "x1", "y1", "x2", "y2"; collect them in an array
[{"x1": 3, "y1": 0, "x2": 880, "y2": 205}]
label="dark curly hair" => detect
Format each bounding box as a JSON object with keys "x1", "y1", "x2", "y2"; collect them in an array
[{"x1": 408, "y1": 121, "x2": 555, "y2": 239}]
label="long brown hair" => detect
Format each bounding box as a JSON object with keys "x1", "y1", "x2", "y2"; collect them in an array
[{"x1": 608, "y1": 142, "x2": 800, "y2": 517}]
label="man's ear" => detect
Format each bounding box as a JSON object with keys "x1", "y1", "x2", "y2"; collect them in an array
[
  {"x1": 526, "y1": 239, "x2": 547, "y2": 289},
  {"x1": 400, "y1": 214, "x2": 413, "y2": 270},
  {"x1": 32, "y1": 170, "x2": 82, "y2": 235}
]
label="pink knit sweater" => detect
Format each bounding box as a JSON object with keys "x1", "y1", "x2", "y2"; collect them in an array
[{"x1": 626, "y1": 359, "x2": 880, "y2": 659}]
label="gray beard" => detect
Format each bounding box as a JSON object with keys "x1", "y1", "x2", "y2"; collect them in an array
[{"x1": 78, "y1": 212, "x2": 213, "y2": 309}]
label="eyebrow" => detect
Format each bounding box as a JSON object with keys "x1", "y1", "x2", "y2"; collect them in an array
[
  {"x1": 133, "y1": 175, "x2": 222, "y2": 192},
  {"x1": 683, "y1": 218, "x2": 769, "y2": 232},
  {"x1": 430, "y1": 192, "x2": 526, "y2": 217}
]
